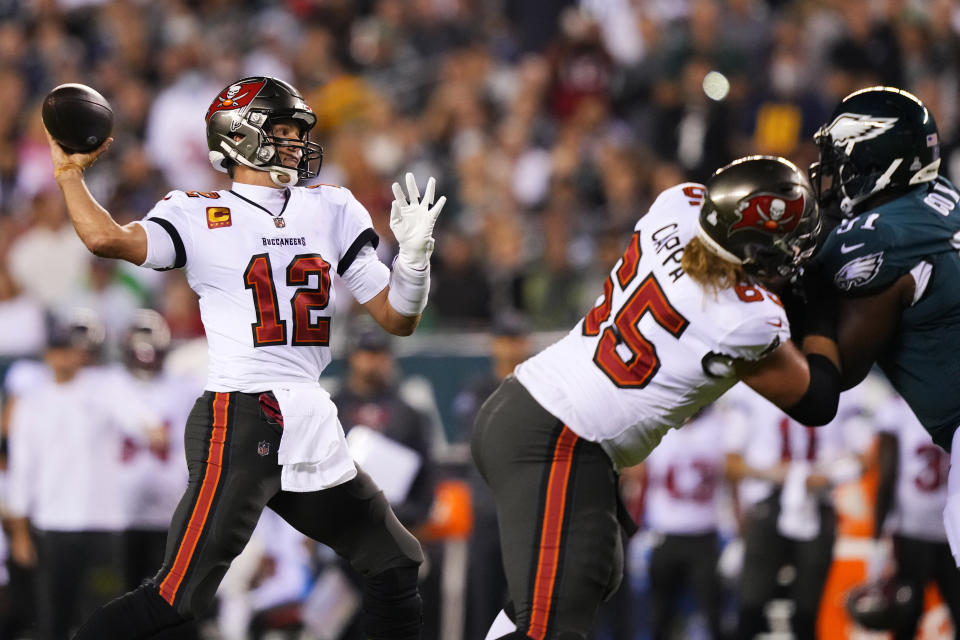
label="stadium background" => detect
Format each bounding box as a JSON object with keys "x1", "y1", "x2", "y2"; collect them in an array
[{"x1": 0, "y1": 0, "x2": 958, "y2": 638}]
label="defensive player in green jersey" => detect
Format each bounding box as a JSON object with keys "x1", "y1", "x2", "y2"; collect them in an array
[{"x1": 808, "y1": 86, "x2": 960, "y2": 564}]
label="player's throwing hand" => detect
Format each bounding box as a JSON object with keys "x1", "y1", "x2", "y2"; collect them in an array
[
  {"x1": 43, "y1": 123, "x2": 113, "y2": 179},
  {"x1": 390, "y1": 172, "x2": 446, "y2": 270}
]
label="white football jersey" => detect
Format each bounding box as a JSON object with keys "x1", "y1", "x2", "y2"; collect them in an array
[
  {"x1": 875, "y1": 395, "x2": 949, "y2": 542},
  {"x1": 643, "y1": 409, "x2": 725, "y2": 535},
  {"x1": 720, "y1": 381, "x2": 874, "y2": 511},
  {"x1": 136, "y1": 182, "x2": 389, "y2": 392},
  {"x1": 515, "y1": 183, "x2": 790, "y2": 468},
  {"x1": 116, "y1": 369, "x2": 200, "y2": 529}
]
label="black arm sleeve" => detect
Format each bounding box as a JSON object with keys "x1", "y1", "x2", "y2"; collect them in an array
[{"x1": 783, "y1": 353, "x2": 841, "y2": 426}]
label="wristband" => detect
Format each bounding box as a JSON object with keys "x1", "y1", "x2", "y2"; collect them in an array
[
  {"x1": 387, "y1": 257, "x2": 430, "y2": 317},
  {"x1": 54, "y1": 163, "x2": 83, "y2": 179}
]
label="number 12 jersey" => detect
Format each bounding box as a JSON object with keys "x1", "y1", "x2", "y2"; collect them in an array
[
  {"x1": 515, "y1": 183, "x2": 790, "y2": 469},
  {"x1": 136, "y1": 182, "x2": 390, "y2": 392}
]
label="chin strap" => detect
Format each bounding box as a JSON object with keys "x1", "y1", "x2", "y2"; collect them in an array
[{"x1": 269, "y1": 166, "x2": 298, "y2": 187}]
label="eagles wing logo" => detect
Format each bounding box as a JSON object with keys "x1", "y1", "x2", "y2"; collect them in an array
[
  {"x1": 730, "y1": 193, "x2": 806, "y2": 234},
  {"x1": 205, "y1": 79, "x2": 267, "y2": 122},
  {"x1": 834, "y1": 251, "x2": 884, "y2": 291},
  {"x1": 822, "y1": 113, "x2": 899, "y2": 149}
]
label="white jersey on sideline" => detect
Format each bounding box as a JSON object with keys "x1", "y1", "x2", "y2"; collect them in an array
[
  {"x1": 135, "y1": 182, "x2": 390, "y2": 392},
  {"x1": 875, "y1": 394, "x2": 949, "y2": 542},
  {"x1": 642, "y1": 408, "x2": 725, "y2": 535},
  {"x1": 116, "y1": 369, "x2": 200, "y2": 530},
  {"x1": 6, "y1": 366, "x2": 161, "y2": 531},
  {"x1": 515, "y1": 183, "x2": 790, "y2": 468},
  {"x1": 720, "y1": 381, "x2": 875, "y2": 511}
]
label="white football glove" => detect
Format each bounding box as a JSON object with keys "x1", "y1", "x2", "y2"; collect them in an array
[{"x1": 390, "y1": 172, "x2": 446, "y2": 270}]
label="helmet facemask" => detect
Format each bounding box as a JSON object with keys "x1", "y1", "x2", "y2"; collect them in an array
[{"x1": 741, "y1": 210, "x2": 820, "y2": 282}]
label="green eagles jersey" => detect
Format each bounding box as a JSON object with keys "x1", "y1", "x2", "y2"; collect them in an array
[{"x1": 816, "y1": 176, "x2": 960, "y2": 450}]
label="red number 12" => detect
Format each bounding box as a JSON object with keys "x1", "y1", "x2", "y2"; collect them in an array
[{"x1": 244, "y1": 253, "x2": 332, "y2": 347}]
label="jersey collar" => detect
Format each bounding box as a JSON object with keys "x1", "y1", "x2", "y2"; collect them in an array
[{"x1": 230, "y1": 182, "x2": 291, "y2": 218}]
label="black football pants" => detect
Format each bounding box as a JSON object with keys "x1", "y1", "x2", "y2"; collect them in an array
[
  {"x1": 891, "y1": 534, "x2": 960, "y2": 640},
  {"x1": 471, "y1": 375, "x2": 627, "y2": 640},
  {"x1": 648, "y1": 531, "x2": 723, "y2": 640},
  {"x1": 73, "y1": 390, "x2": 423, "y2": 639}
]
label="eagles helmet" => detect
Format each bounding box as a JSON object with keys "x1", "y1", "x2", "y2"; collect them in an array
[
  {"x1": 845, "y1": 577, "x2": 917, "y2": 631},
  {"x1": 811, "y1": 86, "x2": 940, "y2": 215},
  {"x1": 123, "y1": 309, "x2": 171, "y2": 376},
  {"x1": 696, "y1": 155, "x2": 820, "y2": 281},
  {"x1": 206, "y1": 77, "x2": 323, "y2": 187}
]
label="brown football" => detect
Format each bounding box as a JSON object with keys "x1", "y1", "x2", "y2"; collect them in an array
[{"x1": 41, "y1": 83, "x2": 114, "y2": 154}]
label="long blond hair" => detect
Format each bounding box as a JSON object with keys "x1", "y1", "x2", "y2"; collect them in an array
[{"x1": 680, "y1": 236, "x2": 746, "y2": 294}]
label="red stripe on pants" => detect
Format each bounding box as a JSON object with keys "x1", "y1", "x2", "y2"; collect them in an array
[
  {"x1": 527, "y1": 425, "x2": 579, "y2": 639},
  {"x1": 159, "y1": 392, "x2": 230, "y2": 605}
]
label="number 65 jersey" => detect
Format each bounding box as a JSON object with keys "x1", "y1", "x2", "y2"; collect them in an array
[
  {"x1": 514, "y1": 183, "x2": 790, "y2": 469},
  {"x1": 136, "y1": 182, "x2": 389, "y2": 392}
]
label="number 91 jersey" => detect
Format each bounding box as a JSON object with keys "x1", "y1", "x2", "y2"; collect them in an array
[
  {"x1": 814, "y1": 176, "x2": 960, "y2": 450},
  {"x1": 514, "y1": 183, "x2": 790, "y2": 469},
  {"x1": 138, "y1": 184, "x2": 388, "y2": 392}
]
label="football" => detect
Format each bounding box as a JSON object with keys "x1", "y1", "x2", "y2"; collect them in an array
[{"x1": 41, "y1": 83, "x2": 114, "y2": 154}]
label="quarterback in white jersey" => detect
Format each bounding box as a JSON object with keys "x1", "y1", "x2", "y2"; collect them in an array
[
  {"x1": 45, "y1": 76, "x2": 443, "y2": 640},
  {"x1": 472, "y1": 156, "x2": 844, "y2": 640}
]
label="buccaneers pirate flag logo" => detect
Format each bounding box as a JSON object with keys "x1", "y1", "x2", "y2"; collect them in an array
[
  {"x1": 205, "y1": 79, "x2": 267, "y2": 122},
  {"x1": 730, "y1": 192, "x2": 806, "y2": 235}
]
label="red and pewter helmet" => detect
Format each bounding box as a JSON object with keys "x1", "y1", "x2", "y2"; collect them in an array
[
  {"x1": 205, "y1": 76, "x2": 323, "y2": 187},
  {"x1": 696, "y1": 155, "x2": 820, "y2": 282},
  {"x1": 123, "y1": 309, "x2": 171, "y2": 376}
]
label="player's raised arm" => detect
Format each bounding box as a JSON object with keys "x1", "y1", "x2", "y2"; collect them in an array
[
  {"x1": 362, "y1": 172, "x2": 446, "y2": 335},
  {"x1": 45, "y1": 125, "x2": 148, "y2": 265}
]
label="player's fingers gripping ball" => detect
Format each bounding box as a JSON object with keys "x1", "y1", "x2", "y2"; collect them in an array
[
  {"x1": 42, "y1": 83, "x2": 115, "y2": 177},
  {"x1": 390, "y1": 172, "x2": 446, "y2": 270}
]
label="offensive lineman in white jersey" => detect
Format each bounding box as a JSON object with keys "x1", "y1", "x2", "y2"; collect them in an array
[
  {"x1": 44, "y1": 76, "x2": 444, "y2": 640},
  {"x1": 472, "y1": 156, "x2": 843, "y2": 640}
]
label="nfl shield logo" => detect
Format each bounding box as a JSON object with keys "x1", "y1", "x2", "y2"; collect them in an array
[
  {"x1": 257, "y1": 440, "x2": 270, "y2": 456},
  {"x1": 274, "y1": 217, "x2": 286, "y2": 228}
]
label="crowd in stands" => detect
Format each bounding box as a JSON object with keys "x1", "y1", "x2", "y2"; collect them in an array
[{"x1": 2, "y1": 0, "x2": 960, "y2": 638}]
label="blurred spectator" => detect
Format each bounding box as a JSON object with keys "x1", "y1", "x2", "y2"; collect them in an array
[
  {"x1": 723, "y1": 382, "x2": 874, "y2": 640},
  {"x1": 331, "y1": 327, "x2": 438, "y2": 640},
  {"x1": 826, "y1": 0, "x2": 902, "y2": 89},
  {"x1": 217, "y1": 508, "x2": 314, "y2": 640},
  {"x1": 6, "y1": 190, "x2": 91, "y2": 308},
  {"x1": 115, "y1": 310, "x2": 197, "y2": 593},
  {"x1": 430, "y1": 228, "x2": 493, "y2": 328},
  {"x1": 870, "y1": 392, "x2": 960, "y2": 638},
  {"x1": 5, "y1": 311, "x2": 165, "y2": 640},
  {"x1": 640, "y1": 409, "x2": 727, "y2": 640},
  {"x1": 65, "y1": 257, "x2": 142, "y2": 357},
  {"x1": 0, "y1": 259, "x2": 45, "y2": 361},
  {"x1": 456, "y1": 312, "x2": 532, "y2": 640}
]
